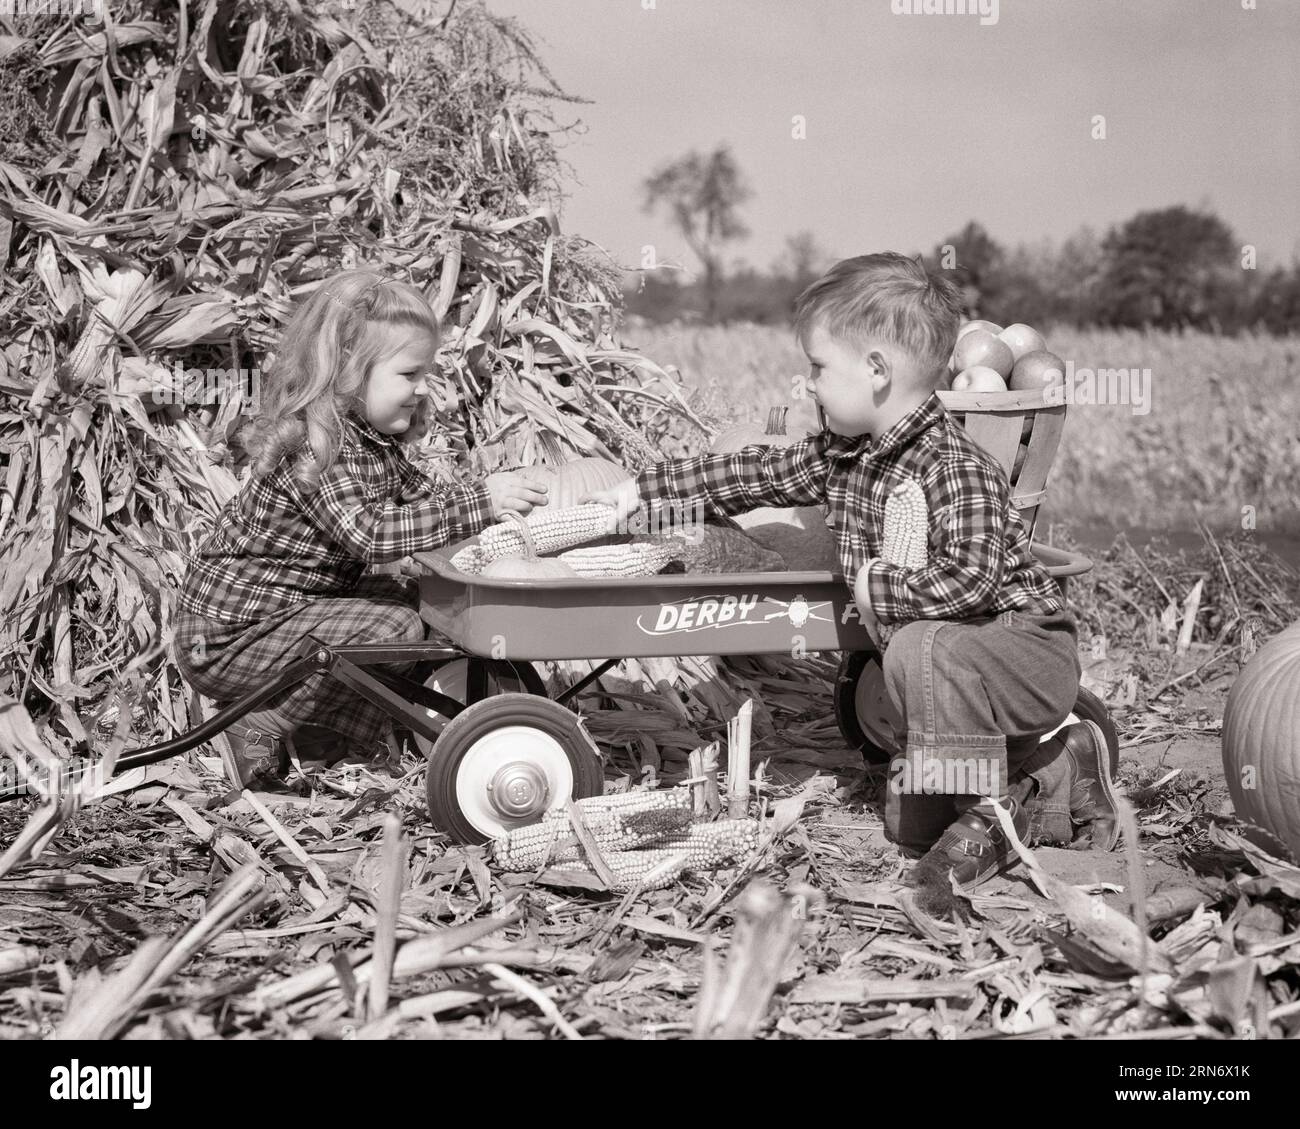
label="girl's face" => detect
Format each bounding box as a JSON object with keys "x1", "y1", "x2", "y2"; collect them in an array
[{"x1": 363, "y1": 331, "x2": 437, "y2": 435}]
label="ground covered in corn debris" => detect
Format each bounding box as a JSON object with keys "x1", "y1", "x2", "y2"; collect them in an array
[{"x1": 3, "y1": 638, "x2": 1298, "y2": 1041}]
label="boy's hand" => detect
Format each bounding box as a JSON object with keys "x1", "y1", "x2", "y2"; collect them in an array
[
  {"x1": 853, "y1": 561, "x2": 883, "y2": 649},
  {"x1": 485, "y1": 470, "x2": 549, "y2": 520},
  {"x1": 581, "y1": 477, "x2": 643, "y2": 535}
]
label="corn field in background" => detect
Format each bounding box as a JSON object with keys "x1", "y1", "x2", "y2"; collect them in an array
[{"x1": 628, "y1": 320, "x2": 1300, "y2": 536}]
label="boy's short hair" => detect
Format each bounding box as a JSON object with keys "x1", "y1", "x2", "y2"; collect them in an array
[{"x1": 793, "y1": 253, "x2": 963, "y2": 378}]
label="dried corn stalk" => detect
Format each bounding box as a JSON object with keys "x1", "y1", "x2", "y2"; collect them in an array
[{"x1": 0, "y1": 0, "x2": 705, "y2": 755}]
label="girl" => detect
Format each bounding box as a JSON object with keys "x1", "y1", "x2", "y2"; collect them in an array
[{"x1": 172, "y1": 269, "x2": 547, "y2": 788}]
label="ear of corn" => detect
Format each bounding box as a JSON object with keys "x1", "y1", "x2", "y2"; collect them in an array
[
  {"x1": 878, "y1": 478, "x2": 929, "y2": 646},
  {"x1": 493, "y1": 787, "x2": 693, "y2": 870},
  {"x1": 654, "y1": 818, "x2": 759, "y2": 869},
  {"x1": 558, "y1": 541, "x2": 677, "y2": 578},
  {"x1": 492, "y1": 789, "x2": 758, "y2": 890},
  {"x1": 550, "y1": 848, "x2": 690, "y2": 891},
  {"x1": 449, "y1": 544, "x2": 488, "y2": 574},
  {"x1": 882, "y1": 478, "x2": 928, "y2": 570},
  {"x1": 479, "y1": 504, "x2": 611, "y2": 561},
  {"x1": 548, "y1": 817, "x2": 759, "y2": 891}
]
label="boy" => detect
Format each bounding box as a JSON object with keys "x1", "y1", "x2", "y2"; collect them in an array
[{"x1": 591, "y1": 254, "x2": 1119, "y2": 888}]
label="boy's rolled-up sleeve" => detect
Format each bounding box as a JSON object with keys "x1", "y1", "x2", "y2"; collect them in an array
[
  {"x1": 635, "y1": 436, "x2": 829, "y2": 520},
  {"x1": 865, "y1": 454, "x2": 1008, "y2": 622},
  {"x1": 300, "y1": 447, "x2": 494, "y2": 563}
]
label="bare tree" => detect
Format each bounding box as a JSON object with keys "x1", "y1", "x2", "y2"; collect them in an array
[
  {"x1": 776, "y1": 230, "x2": 828, "y2": 288},
  {"x1": 642, "y1": 145, "x2": 751, "y2": 320}
]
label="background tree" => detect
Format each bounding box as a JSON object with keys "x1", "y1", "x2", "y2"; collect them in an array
[
  {"x1": 776, "y1": 230, "x2": 829, "y2": 290},
  {"x1": 932, "y1": 221, "x2": 1007, "y2": 317},
  {"x1": 642, "y1": 145, "x2": 752, "y2": 320},
  {"x1": 1095, "y1": 205, "x2": 1238, "y2": 329}
]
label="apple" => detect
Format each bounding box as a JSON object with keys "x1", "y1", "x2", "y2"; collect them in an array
[
  {"x1": 951, "y1": 366, "x2": 1008, "y2": 392},
  {"x1": 958, "y1": 319, "x2": 1003, "y2": 339},
  {"x1": 1009, "y1": 349, "x2": 1066, "y2": 393},
  {"x1": 997, "y1": 323, "x2": 1047, "y2": 363},
  {"x1": 952, "y1": 330, "x2": 1014, "y2": 379}
]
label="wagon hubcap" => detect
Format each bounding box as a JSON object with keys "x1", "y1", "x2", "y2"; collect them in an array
[
  {"x1": 455, "y1": 725, "x2": 574, "y2": 838},
  {"x1": 488, "y1": 760, "x2": 550, "y2": 819}
]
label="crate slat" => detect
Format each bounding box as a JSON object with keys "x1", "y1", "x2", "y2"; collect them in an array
[
  {"x1": 958, "y1": 410, "x2": 1023, "y2": 478},
  {"x1": 937, "y1": 390, "x2": 1067, "y2": 541},
  {"x1": 1013, "y1": 405, "x2": 1066, "y2": 537}
]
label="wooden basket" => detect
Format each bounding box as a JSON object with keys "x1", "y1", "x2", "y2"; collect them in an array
[{"x1": 936, "y1": 389, "x2": 1066, "y2": 539}]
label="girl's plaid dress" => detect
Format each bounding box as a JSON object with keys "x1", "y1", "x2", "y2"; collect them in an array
[{"x1": 173, "y1": 414, "x2": 494, "y2": 745}]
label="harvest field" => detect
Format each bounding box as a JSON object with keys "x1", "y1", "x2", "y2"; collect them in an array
[
  {"x1": 2, "y1": 0, "x2": 1300, "y2": 1055},
  {"x1": 628, "y1": 322, "x2": 1300, "y2": 537}
]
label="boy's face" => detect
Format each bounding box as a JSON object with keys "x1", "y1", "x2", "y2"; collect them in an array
[
  {"x1": 801, "y1": 324, "x2": 880, "y2": 439},
  {"x1": 364, "y1": 332, "x2": 436, "y2": 435}
]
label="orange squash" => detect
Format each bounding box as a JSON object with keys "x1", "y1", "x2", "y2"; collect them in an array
[{"x1": 1222, "y1": 619, "x2": 1300, "y2": 858}]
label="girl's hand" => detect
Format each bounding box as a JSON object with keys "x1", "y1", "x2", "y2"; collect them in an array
[
  {"x1": 581, "y1": 478, "x2": 643, "y2": 535},
  {"x1": 485, "y1": 469, "x2": 549, "y2": 520},
  {"x1": 853, "y1": 561, "x2": 883, "y2": 649}
]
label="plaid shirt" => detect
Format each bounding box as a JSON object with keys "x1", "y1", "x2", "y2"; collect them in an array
[
  {"x1": 180, "y1": 414, "x2": 494, "y2": 626},
  {"x1": 635, "y1": 393, "x2": 1064, "y2": 625}
]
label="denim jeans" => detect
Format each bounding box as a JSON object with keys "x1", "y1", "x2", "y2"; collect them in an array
[{"x1": 881, "y1": 609, "x2": 1081, "y2": 853}]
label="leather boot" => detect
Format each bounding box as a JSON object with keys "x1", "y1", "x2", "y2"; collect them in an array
[
  {"x1": 1022, "y1": 721, "x2": 1122, "y2": 850},
  {"x1": 906, "y1": 796, "x2": 1030, "y2": 889},
  {"x1": 220, "y1": 709, "x2": 291, "y2": 789},
  {"x1": 1060, "y1": 720, "x2": 1121, "y2": 850}
]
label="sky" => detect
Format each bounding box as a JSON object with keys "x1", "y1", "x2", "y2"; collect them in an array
[{"x1": 484, "y1": 0, "x2": 1299, "y2": 281}]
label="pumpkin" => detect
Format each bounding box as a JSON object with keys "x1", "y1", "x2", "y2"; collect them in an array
[
  {"x1": 479, "y1": 512, "x2": 577, "y2": 580},
  {"x1": 710, "y1": 405, "x2": 797, "y2": 455},
  {"x1": 532, "y1": 456, "x2": 627, "y2": 510},
  {"x1": 1222, "y1": 618, "x2": 1300, "y2": 859}
]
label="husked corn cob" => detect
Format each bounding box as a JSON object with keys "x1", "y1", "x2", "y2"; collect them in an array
[
  {"x1": 545, "y1": 818, "x2": 760, "y2": 892},
  {"x1": 550, "y1": 848, "x2": 690, "y2": 891},
  {"x1": 449, "y1": 544, "x2": 488, "y2": 574},
  {"x1": 493, "y1": 788, "x2": 693, "y2": 870},
  {"x1": 882, "y1": 478, "x2": 928, "y2": 569},
  {"x1": 565, "y1": 788, "x2": 694, "y2": 815},
  {"x1": 479, "y1": 504, "x2": 611, "y2": 561},
  {"x1": 656, "y1": 818, "x2": 759, "y2": 869},
  {"x1": 878, "y1": 479, "x2": 929, "y2": 647},
  {"x1": 558, "y1": 541, "x2": 677, "y2": 578}
]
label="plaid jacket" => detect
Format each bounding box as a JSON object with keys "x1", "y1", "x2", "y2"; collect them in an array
[
  {"x1": 180, "y1": 414, "x2": 494, "y2": 626},
  {"x1": 635, "y1": 393, "x2": 1064, "y2": 624}
]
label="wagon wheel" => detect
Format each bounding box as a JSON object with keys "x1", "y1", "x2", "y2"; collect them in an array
[
  {"x1": 425, "y1": 693, "x2": 604, "y2": 844},
  {"x1": 833, "y1": 651, "x2": 1120, "y2": 775},
  {"x1": 833, "y1": 650, "x2": 903, "y2": 765},
  {"x1": 408, "y1": 657, "x2": 548, "y2": 758}
]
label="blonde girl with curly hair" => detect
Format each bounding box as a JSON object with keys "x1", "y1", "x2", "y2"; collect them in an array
[{"x1": 173, "y1": 269, "x2": 547, "y2": 788}]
